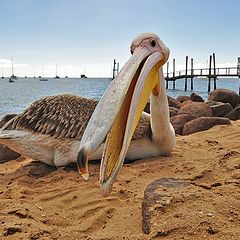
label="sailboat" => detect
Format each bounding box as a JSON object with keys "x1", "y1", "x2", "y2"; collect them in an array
[
  {"x1": 55, "y1": 64, "x2": 60, "y2": 79},
  {"x1": 80, "y1": 67, "x2": 87, "y2": 78},
  {"x1": 39, "y1": 65, "x2": 48, "y2": 81},
  {"x1": 9, "y1": 57, "x2": 17, "y2": 83}
]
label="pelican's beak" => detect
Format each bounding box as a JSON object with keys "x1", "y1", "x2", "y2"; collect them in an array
[{"x1": 77, "y1": 36, "x2": 169, "y2": 196}]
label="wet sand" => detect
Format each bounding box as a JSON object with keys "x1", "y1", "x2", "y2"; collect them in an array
[{"x1": 0, "y1": 121, "x2": 240, "y2": 239}]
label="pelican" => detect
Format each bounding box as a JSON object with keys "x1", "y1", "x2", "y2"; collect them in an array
[{"x1": 0, "y1": 33, "x2": 175, "y2": 196}]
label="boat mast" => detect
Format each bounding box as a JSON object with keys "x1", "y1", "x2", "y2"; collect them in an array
[
  {"x1": 11, "y1": 56, "x2": 14, "y2": 77},
  {"x1": 42, "y1": 65, "x2": 44, "y2": 78}
]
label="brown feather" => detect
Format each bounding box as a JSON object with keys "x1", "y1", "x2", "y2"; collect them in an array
[{"x1": 4, "y1": 94, "x2": 152, "y2": 140}]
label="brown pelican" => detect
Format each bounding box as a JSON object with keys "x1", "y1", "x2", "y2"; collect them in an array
[{"x1": 0, "y1": 33, "x2": 175, "y2": 196}]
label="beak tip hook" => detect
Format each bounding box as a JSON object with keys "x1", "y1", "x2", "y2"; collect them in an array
[
  {"x1": 77, "y1": 146, "x2": 89, "y2": 180},
  {"x1": 81, "y1": 172, "x2": 89, "y2": 181}
]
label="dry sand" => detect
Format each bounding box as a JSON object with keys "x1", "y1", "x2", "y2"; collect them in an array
[{"x1": 0, "y1": 121, "x2": 240, "y2": 240}]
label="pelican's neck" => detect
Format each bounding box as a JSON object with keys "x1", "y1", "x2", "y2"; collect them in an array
[{"x1": 150, "y1": 68, "x2": 175, "y2": 151}]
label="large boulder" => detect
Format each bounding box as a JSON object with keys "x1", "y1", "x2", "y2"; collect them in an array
[
  {"x1": 0, "y1": 144, "x2": 21, "y2": 163},
  {"x1": 176, "y1": 95, "x2": 191, "y2": 103},
  {"x1": 178, "y1": 100, "x2": 212, "y2": 118},
  {"x1": 168, "y1": 96, "x2": 181, "y2": 109},
  {"x1": 182, "y1": 117, "x2": 231, "y2": 135},
  {"x1": 224, "y1": 106, "x2": 240, "y2": 120},
  {"x1": 170, "y1": 114, "x2": 196, "y2": 135},
  {"x1": 208, "y1": 89, "x2": 239, "y2": 108},
  {"x1": 208, "y1": 102, "x2": 233, "y2": 117},
  {"x1": 169, "y1": 107, "x2": 179, "y2": 117},
  {"x1": 190, "y1": 92, "x2": 204, "y2": 102}
]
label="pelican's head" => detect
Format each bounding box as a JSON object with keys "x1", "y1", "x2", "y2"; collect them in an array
[
  {"x1": 77, "y1": 33, "x2": 169, "y2": 197},
  {"x1": 130, "y1": 33, "x2": 169, "y2": 65}
]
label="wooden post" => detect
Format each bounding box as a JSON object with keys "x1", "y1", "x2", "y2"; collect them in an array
[
  {"x1": 237, "y1": 57, "x2": 240, "y2": 79},
  {"x1": 173, "y1": 58, "x2": 175, "y2": 78},
  {"x1": 166, "y1": 62, "x2": 169, "y2": 78},
  {"x1": 208, "y1": 55, "x2": 212, "y2": 92},
  {"x1": 112, "y1": 59, "x2": 116, "y2": 79},
  {"x1": 191, "y1": 58, "x2": 194, "y2": 90},
  {"x1": 117, "y1": 62, "x2": 119, "y2": 74},
  {"x1": 166, "y1": 62, "x2": 169, "y2": 89},
  {"x1": 213, "y1": 53, "x2": 217, "y2": 89},
  {"x1": 173, "y1": 58, "x2": 176, "y2": 90},
  {"x1": 185, "y1": 56, "x2": 188, "y2": 91}
]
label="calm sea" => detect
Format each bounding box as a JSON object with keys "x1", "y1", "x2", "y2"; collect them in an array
[{"x1": 0, "y1": 77, "x2": 239, "y2": 118}]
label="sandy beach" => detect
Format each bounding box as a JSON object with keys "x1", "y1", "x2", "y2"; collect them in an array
[{"x1": 0, "y1": 120, "x2": 239, "y2": 240}]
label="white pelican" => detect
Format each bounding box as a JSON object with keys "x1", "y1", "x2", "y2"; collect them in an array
[{"x1": 0, "y1": 33, "x2": 175, "y2": 196}]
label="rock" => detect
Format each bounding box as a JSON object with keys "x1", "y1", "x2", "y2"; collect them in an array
[
  {"x1": 190, "y1": 92, "x2": 204, "y2": 102},
  {"x1": 182, "y1": 117, "x2": 231, "y2": 135},
  {"x1": 3, "y1": 227, "x2": 22, "y2": 236},
  {"x1": 176, "y1": 95, "x2": 190, "y2": 103},
  {"x1": 168, "y1": 96, "x2": 181, "y2": 109},
  {"x1": 206, "y1": 100, "x2": 221, "y2": 107},
  {"x1": 169, "y1": 107, "x2": 179, "y2": 117},
  {"x1": 142, "y1": 178, "x2": 190, "y2": 234},
  {"x1": 224, "y1": 106, "x2": 240, "y2": 120},
  {"x1": 0, "y1": 114, "x2": 17, "y2": 128},
  {"x1": 209, "y1": 102, "x2": 233, "y2": 117},
  {"x1": 0, "y1": 144, "x2": 21, "y2": 163},
  {"x1": 208, "y1": 88, "x2": 239, "y2": 107},
  {"x1": 207, "y1": 226, "x2": 220, "y2": 235},
  {"x1": 170, "y1": 114, "x2": 196, "y2": 135},
  {"x1": 178, "y1": 100, "x2": 212, "y2": 118}
]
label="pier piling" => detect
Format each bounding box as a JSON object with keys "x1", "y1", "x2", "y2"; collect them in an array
[
  {"x1": 166, "y1": 62, "x2": 169, "y2": 89},
  {"x1": 208, "y1": 55, "x2": 212, "y2": 92},
  {"x1": 213, "y1": 53, "x2": 217, "y2": 90},
  {"x1": 190, "y1": 58, "x2": 194, "y2": 90},
  {"x1": 185, "y1": 56, "x2": 188, "y2": 91},
  {"x1": 173, "y1": 58, "x2": 176, "y2": 89}
]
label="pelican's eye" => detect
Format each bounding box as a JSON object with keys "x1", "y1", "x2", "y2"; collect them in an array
[
  {"x1": 130, "y1": 48, "x2": 133, "y2": 55},
  {"x1": 150, "y1": 40, "x2": 156, "y2": 48}
]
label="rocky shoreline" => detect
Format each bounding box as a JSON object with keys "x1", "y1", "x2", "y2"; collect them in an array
[
  {"x1": 170, "y1": 88, "x2": 240, "y2": 135},
  {"x1": 145, "y1": 88, "x2": 240, "y2": 136}
]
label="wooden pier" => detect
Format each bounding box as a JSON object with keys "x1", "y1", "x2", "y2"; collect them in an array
[{"x1": 165, "y1": 55, "x2": 240, "y2": 92}]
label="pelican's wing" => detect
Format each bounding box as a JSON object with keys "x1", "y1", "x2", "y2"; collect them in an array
[
  {"x1": 4, "y1": 94, "x2": 98, "y2": 140},
  {"x1": 3, "y1": 94, "x2": 151, "y2": 141}
]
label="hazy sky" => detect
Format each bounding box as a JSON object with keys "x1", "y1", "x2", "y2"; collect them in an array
[{"x1": 0, "y1": 0, "x2": 239, "y2": 77}]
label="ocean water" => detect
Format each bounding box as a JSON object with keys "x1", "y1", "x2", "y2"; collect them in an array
[{"x1": 0, "y1": 77, "x2": 239, "y2": 118}]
